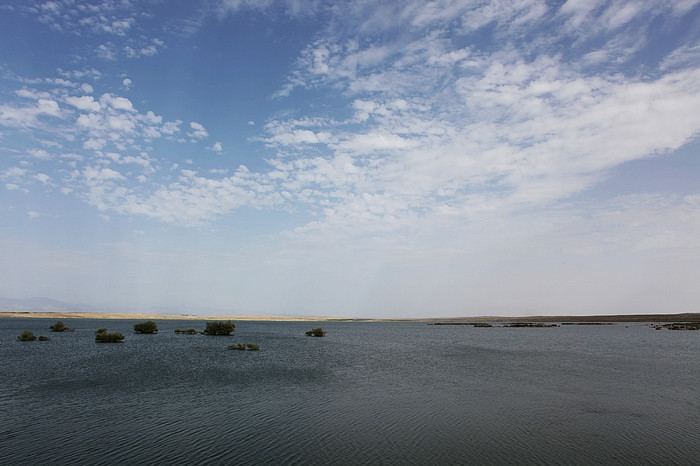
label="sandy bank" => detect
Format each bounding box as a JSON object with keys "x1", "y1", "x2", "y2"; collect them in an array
[{"x1": 0, "y1": 311, "x2": 349, "y2": 321}]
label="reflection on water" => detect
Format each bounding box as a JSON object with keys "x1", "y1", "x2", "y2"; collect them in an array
[{"x1": 1, "y1": 319, "x2": 698, "y2": 465}]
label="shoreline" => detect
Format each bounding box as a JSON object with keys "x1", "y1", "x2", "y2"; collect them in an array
[{"x1": 1, "y1": 310, "x2": 698, "y2": 323}]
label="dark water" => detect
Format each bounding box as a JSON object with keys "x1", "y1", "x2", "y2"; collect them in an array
[{"x1": 1, "y1": 319, "x2": 698, "y2": 465}]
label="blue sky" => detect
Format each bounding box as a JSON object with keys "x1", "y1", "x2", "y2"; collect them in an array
[{"x1": 1, "y1": 0, "x2": 699, "y2": 318}]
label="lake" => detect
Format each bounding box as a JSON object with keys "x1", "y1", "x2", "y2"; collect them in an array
[{"x1": 1, "y1": 319, "x2": 698, "y2": 465}]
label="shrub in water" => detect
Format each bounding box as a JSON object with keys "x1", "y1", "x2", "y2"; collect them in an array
[
  {"x1": 175, "y1": 328, "x2": 198, "y2": 334},
  {"x1": 94, "y1": 328, "x2": 125, "y2": 342},
  {"x1": 49, "y1": 321, "x2": 74, "y2": 332},
  {"x1": 228, "y1": 343, "x2": 260, "y2": 351},
  {"x1": 18, "y1": 330, "x2": 37, "y2": 341},
  {"x1": 134, "y1": 320, "x2": 158, "y2": 334},
  {"x1": 203, "y1": 320, "x2": 235, "y2": 336},
  {"x1": 305, "y1": 327, "x2": 326, "y2": 337},
  {"x1": 38, "y1": 335, "x2": 50, "y2": 341}
]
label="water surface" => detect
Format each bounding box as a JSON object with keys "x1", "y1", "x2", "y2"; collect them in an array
[{"x1": 1, "y1": 319, "x2": 698, "y2": 465}]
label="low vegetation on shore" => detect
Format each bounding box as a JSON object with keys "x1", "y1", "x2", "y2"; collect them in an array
[
  {"x1": 651, "y1": 322, "x2": 700, "y2": 331},
  {"x1": 430, "y1": 322, "x2": 559, "y2": 328},
  {"x1": 503, "y1": 323, "x2": 560, "y2": 328}
]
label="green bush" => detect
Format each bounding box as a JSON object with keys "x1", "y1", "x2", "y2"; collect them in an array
[
  {"x1": 49, "y1": 321, "x2": 74, "y2": 332},
  {"x1": 203, "y1": 320, "x2": 235, "y2": 336},
  {"x1": 246, "y1": 343, "x2": 260, "y2": 351},
  {"x1": 175, "y1": 328, "x2": 198, "y2": 334},
  {"x1": 134, "y1": 320, "x2": 158, "y2": 334},
  {"x1": 38, "y1": 335, "x2": 50, "y2": 341},
  {"x1": 305, "y1": 327, "x2": 326, "y2": 337},
  {"x1": 18, "y1": 330, "x2": 37, "y2": 341},
  {"x1": 94, "y1": 328, "x2": 125, "y2": 342},
  {"x1": 228, "y1": 343, "x2": 246, "y2": 350}
]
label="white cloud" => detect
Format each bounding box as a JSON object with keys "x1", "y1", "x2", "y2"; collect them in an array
[
  {"x1": 3, "y1": 167, "x2": 27, "y2": 179},
  {"x1": 15, "y1": 88, "x2": 51, "y2": 99},
  {"x1": 83, "y1": 138, "x2": 106, "y2": 150},
  {"x1": 0, "y1": 98, "x2": 63, "y2": 127},
  {"x1": 27, "y1": 148, "x2": 52, "y2": 160},
  {"x1": 100, "y1": 93, "x2": 134, "y2": 112},
  {"x1": 188, "y1": 121, "x2": 209, "y2": 139},
  {"x1": 210, "y1": 142, "x2": 223, "y2": 153},
  {"x1": 65, "y1": 95, "x2": 102, "y2": 112},
  {"x1": 161, "y1": 120, "x2": 181, "y2": 135},
  {"x1": 661, "y1": 42, "x2": 700, "y2": 71},
  {"x1": 96, "y1": 43, "x2": 118, "y2": 61},
  {"x1": 33, "y1": 173, "x2": 51, "y2": 184},
  {"x1": 122, "y1": 78, "x2": 132, "y2": 90},
  {"x1": 83, "y1": 166, "x2": 124, "y2": 183}
]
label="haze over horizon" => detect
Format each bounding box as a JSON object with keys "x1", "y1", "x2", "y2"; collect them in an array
[{"x1": 1, "y1": 1, "x2": 699, "y2": 318}]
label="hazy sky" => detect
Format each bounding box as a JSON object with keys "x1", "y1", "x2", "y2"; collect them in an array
[{"x1": 1, "y1": 1, "x2": 699, "y2": 318}]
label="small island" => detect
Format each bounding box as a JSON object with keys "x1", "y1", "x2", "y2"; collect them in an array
[
  {"x1": 17, "y1": 330, "x2": 50, "y2": 341},
  {"x1": 134, "y1": 320, "x2": 158, "y2": 334},
  {"x1": 94, "y1": 328, "x2": 125, "y2": 342},
  {"x1": 306, "y1": 327, "x2": 326, "y2": 337},
  {"x1": 49, "y1": 321, "x2": 74, "y2": 332},
  {"x1": 175, "y1": 327, "x2": 198, "y2": 334},
  {"x1": 228, "y1": 343, "x2": 260, "y2": 351},
  {"x1": 202, "y1": 320, "x2": 235, "y2": 336},
  {"x1": 18, "y1": 330, "x2": 37, "y2": 341}
]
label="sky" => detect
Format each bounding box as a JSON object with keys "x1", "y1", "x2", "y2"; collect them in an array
[{"x1": 1, "y1": 0, "x2": 699, "y2": 318}]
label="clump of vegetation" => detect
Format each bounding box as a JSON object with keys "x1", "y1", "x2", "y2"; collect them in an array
[
  {"x1": 18, "y1": 330, "x2": 37, "y2": 341},
  {"x1": 94, "y1": 328, "x2": 125, "y2": 342},
  {"x1": 305, "y1": 327, "x2": 326, "y2": 337},
  {"x1": 133, "y1": 320, "x2": 158, "y2": 334},
  {"x1": 175, "y1": 328, "x2": 198, "y2": 334},
  {"x1": 49, "y1": 321, "x2": 74, "y2": 332},
  {"x1": 228, "y1": 343, "x2": 260, "y2": 351},
  {"x1": 203, "y1": 320, "x2": 235, "y2": 336},
  {"x1": 38, "y1": 335, "x2": 51, "y2": 341}
]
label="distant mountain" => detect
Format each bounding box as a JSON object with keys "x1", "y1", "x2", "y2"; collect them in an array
[{"x1": 0, "y1": 297, "x2": 94, "y2": 312}]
